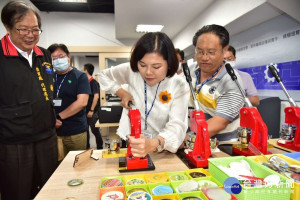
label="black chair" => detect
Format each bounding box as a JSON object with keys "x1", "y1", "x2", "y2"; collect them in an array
[{"x1": 257, "y1": 97, "x2": 281, "y2": 139}]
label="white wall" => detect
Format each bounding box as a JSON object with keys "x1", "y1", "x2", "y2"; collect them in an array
[
  {"x1": 231, "y1": 14, "x2": 300, "y2": 68},
  {"x1": 0, "y1": 0, "x2": 13, "y2": 36},
  {"x1": 0, "y1": 0, "x2": 124, "y2": 49},
  {"x1": 230, "y1": 14, "x2": 300, "y2": 101},
  {"x1": 73, "y1": 56, "x2": 99, "y2": 74},
  {"x1": 40, "y1": 11, "x2": 124, "y2": 48}
]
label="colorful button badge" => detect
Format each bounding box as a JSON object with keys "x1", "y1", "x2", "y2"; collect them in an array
[
  {"x1": 102, "y1": 178, "x2": 123, "y2": 188},
  {"x1": 152, "y1": 185, "x2": 173, "y2": 195}
]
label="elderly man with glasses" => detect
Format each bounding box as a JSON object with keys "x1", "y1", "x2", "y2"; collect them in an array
[
  {"x1": 0, "y1": 1, "x2": 58, "y2": 200},
  {"x1": 191, "y1": 24, "x2": 245, "y2": 142}
]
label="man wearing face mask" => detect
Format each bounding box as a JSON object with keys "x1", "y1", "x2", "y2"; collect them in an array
[
  {"x1": 47, "y1": 43, "x2": 91, "y2": 159},
  {"x1": 224, "y1": 45, "x2": 260, "y2": 107}
]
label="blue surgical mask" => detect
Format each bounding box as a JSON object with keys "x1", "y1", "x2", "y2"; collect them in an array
[
  {"x1": 53, "y1": 57, "x2": 69, "y2": 72},
  {"x1": 177, "y1": 62, "x2": 182, "y2": 72}
]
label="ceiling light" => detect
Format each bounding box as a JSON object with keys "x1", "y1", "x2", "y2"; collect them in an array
[
  {"x1": 136, "y1": 24, "x2": 164, "y2": 33},
  {"x1": 59, "y1": 0, "x2": 87, "y2": 3}
]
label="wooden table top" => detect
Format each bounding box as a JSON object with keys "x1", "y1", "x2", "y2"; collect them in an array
[
  {"x1": 95, "y1": 120, "x2": 119, "y2": 128},
  {"x1": 34, "y1": 150, "x2": 189, "y2": 200},
  {"x1": 34, "y1": 144, "x2": 289, "y2": 200},
  {"x1": 268, "y1": 138, "x2": 296, "y2": 152}
]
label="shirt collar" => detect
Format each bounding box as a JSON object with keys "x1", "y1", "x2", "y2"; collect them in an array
[
  {"x1": 195, "y1": 64, "x2": 226, "y2": 80},
  {"x1": 1, "y1": 34, "x2": 44, "y2": 56},
  {"x1": 214, "y1": 65, "x2": 226, "y2": 80},
  {"x1": 8, "y1": 35, "x2": 33, "y2": 58}
]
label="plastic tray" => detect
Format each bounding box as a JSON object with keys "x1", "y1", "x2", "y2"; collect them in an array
[
  {"x1": 208, "y1": 156, "x2": 291, "y2": 200},
  {"x1": 99, "y1": 168, "x2": 216, "y2": 199},
  {"x1": 249, "y1": 154, "x2": 300, "y2": 200}
]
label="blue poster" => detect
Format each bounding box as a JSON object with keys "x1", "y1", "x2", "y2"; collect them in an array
[{"x1": 240, "y1": 60, "x2": 300, "y2": 90}]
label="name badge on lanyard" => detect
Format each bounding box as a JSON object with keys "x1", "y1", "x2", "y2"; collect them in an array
[
  {"x1": 54, "y1": 73, "x2": 68, "y2": 107},
  {"x1": 53, "y1": 98, "x2": 62, "y2": 107},
  {"x1": 142, "y1": 130, "x2": 152, "y2": 139}
]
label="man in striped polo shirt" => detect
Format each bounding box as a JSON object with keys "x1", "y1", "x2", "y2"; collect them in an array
[{"x1": 191, "y1": 24, "x2": 245, "y2": 141}]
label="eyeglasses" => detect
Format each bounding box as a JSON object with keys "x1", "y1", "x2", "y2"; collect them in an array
[
  {"x1": 224, "y1": 56, "x2": 235, "y2": 61},
  {"x1": 52, "y1": 54, "x2": 67, "y2": 60},
  {"x1": 195, "y1": 48, "x2": 219, "y2": 57},
  {"x1": 16, "y1": 28, "x2": 42, "y2": 36}
]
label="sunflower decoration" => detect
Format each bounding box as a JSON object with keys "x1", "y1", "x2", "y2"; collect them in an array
[{"x1": 159, "y1": 90, "x2": 172, "y2": 104}]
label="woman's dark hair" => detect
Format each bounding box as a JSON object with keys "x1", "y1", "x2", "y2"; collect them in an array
[
  {"x1": 130, "y1": 32, "x2": 178, "y2": 77},
  {"x1": 1, "y1": 1, "x2": 41, "y2": 29},
  {"x1": 47, "y1": 43, "x2": 70, "y2": 55},
  {"x1": 192, "y1": 24, "x2": 229, "y2": 48}
]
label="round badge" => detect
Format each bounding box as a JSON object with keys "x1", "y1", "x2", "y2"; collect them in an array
[
  {"x1": 189, "y1": 172, "x2": 206, "y2": 178},
  {"x1": 102, "y1": 178, "x2": 123, "y2": 188},
  {"x1": 128, "y1": 191, "x2": 152, "y2": 200},
  {"x1": 177, "y1": 180, "x2": 198, "y2": 193},
  {"x1": 169, "y1": 174, "x2": 189, "y2": 181},
  {"x1": 64, "y1": 197, "x2": 78, "y2": 200},
  {"x1": 101, "y1": 191, "x2": 124, "y2": 200},
  {"x1": 126, "y1": 188, "x2": 148, "y2": 197},
  {"x1": 67, "y1": 179, "x2": 83, "y2": 186},
  {"x1": 198, "y1": 180, "x2": 218, "y2": 189},
  {"x1": 146, "y1": 174, "x2": 169, "y2": 183},
  {"x1": 205, "y1": 188, "x2": 231, "y2": 200},
  {"x1": 152, "y1": 185, "x2": 173, "y2": 195},
  {"x1": 126, "y1": 178, "x2": 146, "y2": 185},
  {"x1": 182, "y1": 197, "x2": 203, "y2": 200}
]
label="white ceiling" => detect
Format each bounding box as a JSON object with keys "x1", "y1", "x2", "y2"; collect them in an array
[
  {"x1": 225, "y1": 2, "x2": 283, "y2": 36},
  {"x1": 115, "y1": 0, "x2": 215, "y2": 41},
  {"x1": 114, "y1": 0, "x2": 300, "y2": 51}
]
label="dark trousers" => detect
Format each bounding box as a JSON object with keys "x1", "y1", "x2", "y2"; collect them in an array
[
  {"x1": 87, "y1": 112, "x2": 103, "y2": 149},
  {"x1": 0, "y1": 134, "x2": 58, "y2": 200}
]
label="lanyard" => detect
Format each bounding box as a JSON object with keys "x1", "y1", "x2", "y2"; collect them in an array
[
  {"x1": 194, "y1": 64, "x2": 223, "y2": 94},
  {"x1": 144, "y1": 80, "x2": 161, "y2": 130},
  {"x1": 55, "y1": 73, "x2": 68, "y2": 98}
]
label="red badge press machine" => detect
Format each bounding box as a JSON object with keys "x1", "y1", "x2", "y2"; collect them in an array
[
  {"x1": 225, "y1": 63, "x2": 271, "y2": 156},
  {"x1": 182, "y1": 63, "x2": 211, "y2": 167},
  {"x1": 268, "y1": 65, "x2": 300, "y2": 151},
  {"x1": 119, "y1": 104, "x2": 155, "y2": 172}
]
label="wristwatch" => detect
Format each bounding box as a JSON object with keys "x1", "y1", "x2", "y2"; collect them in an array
[
  {"x1": 156, "y1": 137, "x2": 164, "y2": 152},
  {"x1": 56, "y1": 114, "x2": 63, "y2": 121}
]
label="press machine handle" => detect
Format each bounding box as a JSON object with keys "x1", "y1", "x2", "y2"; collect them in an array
[
  {"x1": 182, "y1": 62, "x2": 200, "y2": 111},
  {"x1": 268, "y1": 65, "x2": 297, "y2": 107},
  {"x1": 225, "y1": 63, "x2": 252, "y2": 107}
]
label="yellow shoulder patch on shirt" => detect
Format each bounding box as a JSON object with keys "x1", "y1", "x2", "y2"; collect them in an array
[{"x1": 195, "y1": 85, "x2": 218, "y2": 109}]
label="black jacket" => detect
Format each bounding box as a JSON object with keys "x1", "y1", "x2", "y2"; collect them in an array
[{"x1": 0, "y1": 34, "x2": 56, "y2": 144}]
